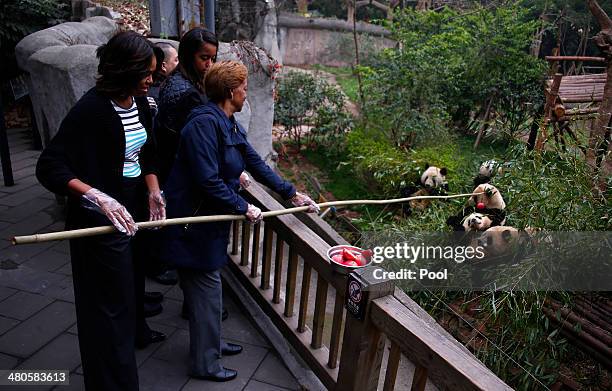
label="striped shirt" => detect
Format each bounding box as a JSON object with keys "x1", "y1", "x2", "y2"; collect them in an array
[{"x1": 111, "y1": 99, "x2": 147, "y2": 178}]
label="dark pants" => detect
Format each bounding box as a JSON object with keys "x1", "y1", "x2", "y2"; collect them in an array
[
  {"x1": 178, "y1": 268, "x2": 224, "y2": 376},
  {"x1": 71, "y1": 232, "x2": 138, "y2": 391},
  {"x1": 69, "y1": 177, "x2": 149, "y2": 391}
]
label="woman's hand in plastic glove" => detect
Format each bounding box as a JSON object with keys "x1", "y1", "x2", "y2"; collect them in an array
[
  {"x1": 82, "y1": 188, "x2": 138, "y2": 235},
  {"x1": 290, "y1": 192, "x2": 320, "y2": 213},
  {"x1": 245, "y1": 203, "x2": 263, "y2": 224}
]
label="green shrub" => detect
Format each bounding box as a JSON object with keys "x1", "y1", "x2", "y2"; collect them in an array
[
  {"x1": 274, "y1": 70, "x2": 353, "y2": 151},
  {"x1": 360, "y1": 4, "x2": 546, "y2": 148}
]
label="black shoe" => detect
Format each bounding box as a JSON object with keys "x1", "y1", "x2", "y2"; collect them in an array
[
  {"x1": 193, "y1": 368, "x2": 237, "y2": 382},
  {"x1": 144, "y1": 291, "x2": 163, "y2": 303},
  {"x1": 144, "y1": 302, "x2": 163, "y2": 318},
  {"x1": 222, "y1": 343, "x2": 242, "y2": 356},
  {"x1": 153, "y1": 269, "x2": 178, "y2": 285},
  {"x1": 136, "y1": 330, "x2": 167, "y2": 349}
]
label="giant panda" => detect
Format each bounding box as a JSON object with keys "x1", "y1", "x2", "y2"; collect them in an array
[
  {"x1": 462, "y1": 212, "x2": 493, "y2": 231},
  {"x1": 472, "y1": 226, "x2": 532, "y2": 259},
  {"x1": 446, "y1": 183, "x2": 506, "y2": 230},
  {"x1": 401, "y1": 165, "x2": 448, "y2": 216}
]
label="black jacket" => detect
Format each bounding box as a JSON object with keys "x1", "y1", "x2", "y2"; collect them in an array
[
  {"x1": 155, "y1": 71, "x2": 207, "y2": 185},
  {"x1": 36, "y1": 87, "x2": 156, "y2": 226}
]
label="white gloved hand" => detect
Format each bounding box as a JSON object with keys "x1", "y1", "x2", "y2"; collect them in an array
[
  {"x1": 148, "y1": 190, "x2": 166, "y2": 222},
  {"x1": 245, "y1": 203, "x2": 263, "y2": 224},
  {"x1": 290, "y1": 192, "x2": 320, "y2": 214},
  {"x1": 239, "y1": 172, "x2": 251, "y2": 189},
  {"x1": 82, "y1": 188, "x2": 138, "y2": 236}
]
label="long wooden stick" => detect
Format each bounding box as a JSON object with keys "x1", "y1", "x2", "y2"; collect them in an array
[{"x1": 11, "y1": 192, "x2": 481, "y2": 245}]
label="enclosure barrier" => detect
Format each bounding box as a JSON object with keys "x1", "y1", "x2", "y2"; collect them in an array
[{"x1": 227, "y1": 182, "x2": 511, "y2": 390}]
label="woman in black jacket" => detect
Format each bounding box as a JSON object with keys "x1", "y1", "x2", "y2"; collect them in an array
[{"x1": 36, "y1": 31, "x2": 166, "y2": 391}]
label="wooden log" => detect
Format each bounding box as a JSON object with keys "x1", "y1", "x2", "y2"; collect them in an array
[
  {"x1": 250, "y1": 223, "x2": 261, "y2": 278},
  {"x1": 382, "y1": 341, "x2": 401, "y2": 391},
  {"x1": 328, "y1": 292, "x2": 345, "y2": 369},
  {"x1": 537, "y1": 73, "x2": 563, "y2": 151},
  {"x1": 273, "y1": 238, "x2": 285, "y2": 304},
  {"x1": 311, "y1": 275, "x2": 328, "y2": 349},
  {"x1": 260, "y1": 225, "x2": 273, "y2": 290},
  {"x1": 542, "y1": 306, "x2": 612, "y2": 360},
  {"x1": 298, "y1": 263, "x2": 312, "y2": 333},
  {"x1": 284, "y1": 247, "x2": 299, "y2": 317},
  {"x1": 545, "y1": 56, "x2": 606, "y2": 62},
  {"x1": 544, "y1": 300, "x2": 612, "y2": 346}
]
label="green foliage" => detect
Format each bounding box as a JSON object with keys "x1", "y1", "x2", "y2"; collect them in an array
[
  {"x1": 274, "y1": 70, "x2": 353, "y2": 151},
  {"x1": 360, "y1": 5, "x2": 547, "y2": 148},
  {"x1": 495, "y1": 146, "x2": 611, "y2": 231},
  {"x1": 0, "y1": 0, "x2": 68, "y2": 48},
  {"x1": 0, "y1": 0, "x2": 69, "y2": 80}
]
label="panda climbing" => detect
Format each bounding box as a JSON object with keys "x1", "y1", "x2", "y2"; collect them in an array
[
  {"x1": 473, "y1": 160, "x2": 500, "y2": 187},
  {"x1": 400, "y1": 165, "x2": 448, "y2": 216},
  {"x1": 446, "y1": 183, "x2": 506, "y2": 231}
]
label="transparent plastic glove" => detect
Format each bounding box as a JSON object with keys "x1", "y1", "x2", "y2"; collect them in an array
[
  {"x1": 245, "y1": 204, "x2": 263, "y2": 224},
  {"x1": 239, "y1": 172, "x2": 251, "y2": 190},
  {"x1": 148, "y1": 190, "x2": 166, "y2": 222},
  {"x1": 290, "y1": 191, "x2": 320, "y2": 214},
  {"x1": 82, "y1": 188, "x2": 138, "y2": 235}
]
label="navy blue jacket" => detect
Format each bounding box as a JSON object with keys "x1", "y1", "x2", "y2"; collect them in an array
[{"x1": 162, "y1": 102, "x2": 296, "y2": 271}]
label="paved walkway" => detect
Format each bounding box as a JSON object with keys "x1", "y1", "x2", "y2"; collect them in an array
[{"x1": 0, "y1": 127, "x2": 299, "y2": 391}]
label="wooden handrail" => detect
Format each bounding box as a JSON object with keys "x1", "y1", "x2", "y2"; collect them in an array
[
  {"x1": 226, "y1": 181, "x2": 509, "y2": 390},
  {"x1": 371, "y1": 295, "x2": 513, "y2": 390}
]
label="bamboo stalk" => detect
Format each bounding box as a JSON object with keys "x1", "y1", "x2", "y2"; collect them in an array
[{"x1": 11, "y1": 192, "x2": 482, "y2": 245}]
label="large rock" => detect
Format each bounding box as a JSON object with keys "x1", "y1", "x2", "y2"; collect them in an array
[
  {"x1": 218, "y1": 41, "x2": 280, "y2": 164},
  {"x1": 15, "y1": 17, "x2": 118, "y2": 144}
]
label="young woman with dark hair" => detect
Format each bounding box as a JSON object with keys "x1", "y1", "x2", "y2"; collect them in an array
[
  {"x1": 36, "y1": 31, "x2": 166, "y2": 391},
  {"x1": 156, "y1": 27, "x2": 219, "y2": 186}
]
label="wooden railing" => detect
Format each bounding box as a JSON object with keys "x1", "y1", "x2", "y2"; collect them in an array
[{"x1": 228, "y1": 182, "x2": 512, "y2": 390}]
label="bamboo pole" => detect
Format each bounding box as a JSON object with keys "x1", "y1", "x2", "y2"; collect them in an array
[{"x1": 11, "y1": 192, "x2": 482, "y2": 245}]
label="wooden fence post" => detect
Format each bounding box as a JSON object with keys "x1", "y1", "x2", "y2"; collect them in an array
[{"x1": 335, "y1": 267, "x2": 394, "y2": 391}]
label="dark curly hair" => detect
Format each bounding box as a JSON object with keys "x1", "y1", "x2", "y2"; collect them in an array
[
  {"x1": 96, "y1": 31, "x2": 155, "y2": 97},
  {"x1": 178, "y1": 28, "x2": 218, "y2": 92}
]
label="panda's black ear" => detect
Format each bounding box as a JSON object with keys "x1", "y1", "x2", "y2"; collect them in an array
[
  {"x1": 501, "y1": 230, "x2": 513, "y2": 243},
  {"x1": 425, "y1": 163, "x2": 430, "y2": 169},
  {"x1": 440, "y1": 167, "x2": 447, "y2": 176}
]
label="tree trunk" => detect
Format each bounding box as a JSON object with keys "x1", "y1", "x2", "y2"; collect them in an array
[{"x1": 586, "y1": 0, "x2": 612, "y2": 186}]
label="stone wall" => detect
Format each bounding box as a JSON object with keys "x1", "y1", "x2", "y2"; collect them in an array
[
  {"x1": 274, "y1": 12, "x2": 395, "y2": 67},
  {"x1": 15, "y1": 17, "x2": 277, "y2": 164}
]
